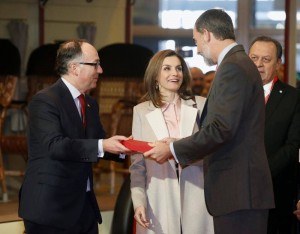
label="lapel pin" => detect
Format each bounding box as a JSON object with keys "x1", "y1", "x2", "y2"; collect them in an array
[
  {"x1": 87, "y1": 103, "x2": 90, "y2": 108},
  {"x1": 279, "y1": 90, "x2": 283, "y2": 93}
]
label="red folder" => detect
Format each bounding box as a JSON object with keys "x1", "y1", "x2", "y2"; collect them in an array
[{"x1": 121, "y1": 139, "x2": 153, "y2": 153}]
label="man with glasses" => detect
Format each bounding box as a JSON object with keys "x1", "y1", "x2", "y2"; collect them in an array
[
  {"x1": 19, "y1": 39, "x2": 132, "y2": 234},
  {"x1": 249, "y1": 36, "x2": 300, "y2": 234}
]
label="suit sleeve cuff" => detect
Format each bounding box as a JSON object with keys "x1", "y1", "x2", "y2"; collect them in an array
[{"x1": 170, "y1": 142, "x2": 178, "y2": 163}]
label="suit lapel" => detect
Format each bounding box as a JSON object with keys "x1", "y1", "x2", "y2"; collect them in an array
[
  {"x1": 58, "y1": 79, "x2": 86, "y2": 135},
  {"x1": 146, "y1": 106, "x2": 169, "y2": 140},
  {"x1": 146, "y1": 99, "x2": 198, "y2": 172},
  {"x1": 266, "y1": 81, "x2": 285, "y2": 121},
  {"x1": 181, "y1": 99, "x2": 198, "y2": 137},
  {"x1": 146, "y1": 99, "x2": 198, "y2": 139},
  {"x1": 146, "y1": 105, "x2": 177, "y2": 171},
  {"x1": 200, "y1": 45, "x2": 243, "y2": 125}
]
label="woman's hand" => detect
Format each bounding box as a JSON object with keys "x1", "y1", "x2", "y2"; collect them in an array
[{"x1": 134, "y1": 206, "x2": 150, "y2": 228}]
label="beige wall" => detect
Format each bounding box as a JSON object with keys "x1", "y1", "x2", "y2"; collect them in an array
[{"x1": 0, "y1": 0, "x2": 126, "y2": 69}]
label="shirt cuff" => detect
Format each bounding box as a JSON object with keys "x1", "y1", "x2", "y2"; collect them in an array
[
  {"x1": 98, "y1": 139, "x2": 126, "y2": 159},
  {"x1": 98, "y1": 139, "x2": 104, "y2": 158}
]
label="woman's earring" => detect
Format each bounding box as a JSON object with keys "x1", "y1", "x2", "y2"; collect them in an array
[{"x1": 155, "y1": 82, "x2": 159, "y2": 90}]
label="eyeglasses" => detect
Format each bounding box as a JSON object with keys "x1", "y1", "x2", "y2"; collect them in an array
[{"x1": 79, "y1": 61, "x2": 101, "y2": 69}]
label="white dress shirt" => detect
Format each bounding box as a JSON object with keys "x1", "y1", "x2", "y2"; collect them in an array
[{"x1": 61, "y1": 78, "x2": 105, "y2": 191}]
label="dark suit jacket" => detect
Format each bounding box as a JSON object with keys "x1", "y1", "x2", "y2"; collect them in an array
[
  {"x1": 19, "y1": 79, "x2": 105, "y2": 229},
  {"x1": 174, "y1": 45, "x2": 275, "y2": 216},
  {"x1": 265, "y1": 80, "x2": 300, "y2": 214}
]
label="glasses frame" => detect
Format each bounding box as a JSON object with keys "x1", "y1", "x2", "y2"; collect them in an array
[{"x1": 79, "y1": 61, "x2": 101, "y2": 69}]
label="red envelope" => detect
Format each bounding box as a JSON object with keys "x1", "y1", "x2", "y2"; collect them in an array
[{"x1": 122, "y1": 139, "x2": 153, "y2": 153}]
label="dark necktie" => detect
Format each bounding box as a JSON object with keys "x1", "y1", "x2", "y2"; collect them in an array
[{"x1": 78, "y1": 94, "x2": 86, "y2": 127}]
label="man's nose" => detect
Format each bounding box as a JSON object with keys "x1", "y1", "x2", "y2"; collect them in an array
[
  {"x1": 255, "y1": 58, "x2": 264, "y2": 67},
  {"x1": 97, "y1": 65, "x2": 103, "y2": 74}
]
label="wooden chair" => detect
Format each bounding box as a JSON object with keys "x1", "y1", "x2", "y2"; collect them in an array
[
  {"x1": 0, "y1": 39, "x2": 21, "y2": 77},
  {"x1": 0, "y1": 43, "x2": 60, "y2": 201},
  {"x1": 26, "y1": 74, "x2": 59, "y2": 102},
  {"x1": 26, "y1": 43, "x2": 60, "y2": 102},
  {"x1": 0, "y1": 75, "x2": 18, "y2": 202},
  {"x1": 0, "y1": 39, "x2": 25, "y2": 202},
  {"x1": 109, "y1": 99, "x2": 136, "y2": 194},
  {"x1": 92, "y1": 43, "x2": 153, "y2": 194}
]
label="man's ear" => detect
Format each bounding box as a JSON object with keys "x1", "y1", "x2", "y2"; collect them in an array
[
  {"x1": 70, "y1": 63, "x2": 79, "y2": 76},
  {"x1": 275, "y1": 59, "x2": 283, "y2": 76},
  {"x1": 202, "y1": 28, "x2": 211, "y2": 42}
]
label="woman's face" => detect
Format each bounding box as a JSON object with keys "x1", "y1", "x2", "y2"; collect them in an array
[{"x1": 157, "y1": 56, "x2": 183, "y2": 95}]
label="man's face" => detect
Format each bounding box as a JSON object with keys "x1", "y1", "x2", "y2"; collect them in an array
[
  {"x1": 76, "y1": 43, "x2": 103, "y2": 92},
  {"x1": 193, "y1": 27, "x2": 215, "y2": 66},
  {"x1": 193, "y1": 27, "x2": 204, "y2": 56},
  {"x1": 249, "y1": 41, "x2": 281, "y2": 85},
  {"x1": 190, "y1": 67, "x2": 205, "y2": 95},
  {"x1": 201, "y1": 71, "x2": 215, "y2": 97}
]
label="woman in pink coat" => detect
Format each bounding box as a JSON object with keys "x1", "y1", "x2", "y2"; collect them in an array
[{"x1": 130, "y1": 49, "x2": 214, "y2": 234}]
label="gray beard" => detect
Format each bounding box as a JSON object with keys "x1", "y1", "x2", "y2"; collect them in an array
[{"x1": 203, "y1": 56, "x2": 215, "y2": 66}]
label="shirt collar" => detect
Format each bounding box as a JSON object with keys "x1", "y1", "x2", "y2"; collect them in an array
[
  {"x1": 61, "y1": 77, "x2": 81, "y2": 99},
  {"x1": 263, "y1": 80, "x2": 273, "y2": 91},
  {"x1": 218, "y1": 42, "x2": 238, "y2": 66},
  {"x1": 161, "y1": 94, "x2": 181, "y2": 112},
  {"x1": 263, "y1": 77, "x2": 278, "y2": 97}
]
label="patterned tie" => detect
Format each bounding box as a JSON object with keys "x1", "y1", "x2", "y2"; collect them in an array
[{"x1": 78, "y1": 94, "x2": 86, "y2": 127}]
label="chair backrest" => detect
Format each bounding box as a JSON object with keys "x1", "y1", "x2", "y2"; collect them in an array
[
  {"x1": 0, "y1": 75, "x2": 17, "y2": 108},
  {"x1": 26, "y1": 75, "x2": 59, "y2": 102},
  {"x1": 26, "y1": 43, "x2": 60, "y2": 102},
  {"x1": 0, "y1": 74, "x2": 27, "y2": 157},
  {"x1": 0, "y1": 75, "x2": 17, "y2": 133},
  {"x1": 0, "y1": 41, "x2": 27, "y2": 158},
  {"x1": 0, "y1": 39, "x2": 21, "y2": 76},
  {"x1": 94, "y1": 43, "x2": 153, "y2": 136},
  {"x1": 98, "y1": 43, "x2": 153, "y2": 77},
  {"x1": 110, "y1": 99, "x2": 136, "y2": 137},
  {"x1": 26, "y1": 43, "x2": 60, "y2": 76}
]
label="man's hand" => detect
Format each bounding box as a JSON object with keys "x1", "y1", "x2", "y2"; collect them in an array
[
  {"x1": 293, "y1": 200, "x2": 300, "y2": 220},
  {"x1": 143, "y1": 140, "x2": 172, "y2": 163},
  {"x1": 103, "y1": 135, "x2": 133, "y2": 155},
  {"x1": 134, "y1": 206, "x2": 150, "y2": 228}
]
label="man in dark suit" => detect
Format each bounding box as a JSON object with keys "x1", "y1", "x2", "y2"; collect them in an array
[
  {"x1": 19, "y1": 39, "x2": 131, "y2": 234},
  {"x1": 144, "y1": 9, "x2": 274, "y2": 233},
  {"x1": 249, "y1": 36, "x2": 300, "y2": 234}
]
